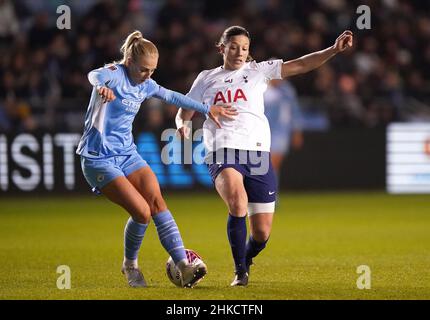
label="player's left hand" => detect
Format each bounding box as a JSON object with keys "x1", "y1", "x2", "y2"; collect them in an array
[{"x1": 333, "y1": 30, "x2": 353, "y2": 53}]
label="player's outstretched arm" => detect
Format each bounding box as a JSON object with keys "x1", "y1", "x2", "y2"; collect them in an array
[
  {"x1": 155, "y1": 86, "x2": 237, "y2": 137},
  {"x1": 281, "y1": 30, "x2": 353, "y2": 78},
  {"x1": 155, "y1": 86, "x2": 238, "y2": 119}
]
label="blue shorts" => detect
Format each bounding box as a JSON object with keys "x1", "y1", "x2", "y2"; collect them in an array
[
  {"x1": 207, "y1": 148, "x2": 276, "y2": 215},
  {"x1": 80, "y1": 151, "x2": 148, "y2": 194}
]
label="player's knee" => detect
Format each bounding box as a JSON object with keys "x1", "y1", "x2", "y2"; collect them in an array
[
  {"x1": 252, "y1": 229, "x2": 270, "y2": 243},
  {"x1": 228, "y1": 200, "x2": 247, "y2": 217},
  {"x1": 132, "y1": 208, "x2": 151, "y2": 224},
  {"x1": 128, "y1": 200, "x2": 151, "y2": 224},
  {"x1": 149, "y1": 195, "x2": 168, "y2": 216}
]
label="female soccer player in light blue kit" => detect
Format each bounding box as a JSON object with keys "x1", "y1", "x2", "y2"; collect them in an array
[{"x1": 76, "y1": 31, "x2": 237, "y2": 288}]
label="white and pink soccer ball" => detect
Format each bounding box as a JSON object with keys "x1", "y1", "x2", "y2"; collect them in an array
[{"x1": 166, "y1": 249, "x2": 205, "y2": 287}]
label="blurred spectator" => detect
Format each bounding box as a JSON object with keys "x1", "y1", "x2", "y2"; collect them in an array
[
  {"x1": 0, "y1": 0, "x2": 429, "y2": 133},
  {"x1": 264, "y1": 79, "x2": 304, "y2": 181},
  {"x1": 0, "y1": 0, "x2": 19, "y2": 46}
]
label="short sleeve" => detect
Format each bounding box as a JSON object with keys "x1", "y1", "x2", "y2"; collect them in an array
[
  {"x1": 255, "y1": 59, "x2": 283, "y2": 80},
  {"x1": 185, "y1": 71, "x2": 206, "y2": 102}
]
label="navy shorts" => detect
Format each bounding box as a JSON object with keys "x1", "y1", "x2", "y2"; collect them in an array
[{"x1": 207, "y1": 148, "x2": 276, "y2": 215}]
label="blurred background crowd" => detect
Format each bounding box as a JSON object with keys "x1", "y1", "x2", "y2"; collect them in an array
[{"x1": 0, "y1": 0, "x2": 429, "y2": 134}]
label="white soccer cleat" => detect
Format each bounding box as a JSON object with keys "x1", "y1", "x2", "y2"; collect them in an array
[
  {"x1": 178, "y1": 259, "x2": 208, "y2": 288},
  {"x1": 230, "y1": 271, "x2": 249, "y2": 286},
  {"x1": 121, "y1": 266, "x2": 147, "y2": 288}
]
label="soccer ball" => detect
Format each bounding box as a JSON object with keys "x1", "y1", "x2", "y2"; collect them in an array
[{"x1": 166, "y1": 249, "x2": 205, "y2": 287}]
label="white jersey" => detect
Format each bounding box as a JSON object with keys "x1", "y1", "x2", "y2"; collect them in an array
[{"x1": 186, "y1": 59, "x2": 283, "y2": 153}]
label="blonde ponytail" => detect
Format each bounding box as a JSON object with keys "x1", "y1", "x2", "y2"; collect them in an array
[{"x1": 119, "y1": 30, "x2": 159, "y2": 64}]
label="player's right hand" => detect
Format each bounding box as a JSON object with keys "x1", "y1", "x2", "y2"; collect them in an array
[
  {"x1": 97, "y1": 86, "x2": 116, "y2": 103},
  {"x1": 208, "y1": 105, "x2": 238, "y2": 128}
]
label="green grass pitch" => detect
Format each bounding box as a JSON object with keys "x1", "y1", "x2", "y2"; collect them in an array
[{"x1": 0, "y1": 192, "x2": 429, "y2": 300}]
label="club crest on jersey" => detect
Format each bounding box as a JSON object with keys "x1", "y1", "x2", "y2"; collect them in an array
[
  {"x1": 122, "y1": 99, "x2": 141, "y2": 113},
  {"x1": 213, "y1": 89, "x2": 248, "y2": 104}
]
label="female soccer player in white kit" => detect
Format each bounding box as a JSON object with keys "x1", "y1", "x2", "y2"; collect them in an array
[
  {"x1": 77, "y1": 31, "x2": 237, "y2": 288},
  {"x1": 176, "y1": 26, "x2": 353, "y2": 286}
]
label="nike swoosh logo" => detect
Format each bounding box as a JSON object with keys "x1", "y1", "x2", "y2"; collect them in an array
[{"x1": 269, "y1": 191, "x2": 275, "y2": 195}]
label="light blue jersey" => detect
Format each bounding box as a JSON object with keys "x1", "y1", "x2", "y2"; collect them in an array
[{"x1": 76, "y1": 64, "x2": 209, "y2": 158}]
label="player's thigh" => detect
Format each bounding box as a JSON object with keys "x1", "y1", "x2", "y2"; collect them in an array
[
  {"x1": 214, "y1": 168, "x2": 248, "y2": 216},
  {"x1": 126, "y1": 166, "x2": 167, "y2": 215},
  {"x1": 101, "y1": 176, "x2": 151, "y2": 224},
  {"x1": 249, "y1": 212, "x2": 274, "y2": 242}
]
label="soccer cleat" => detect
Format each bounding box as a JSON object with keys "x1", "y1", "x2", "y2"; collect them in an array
[
  {"x1": 230, "y1": 271, "x2": 249, "y2": 286},
  {"x1": 179, "y1": 260, "x2": 208, "y2": 288},
  {"x1": 121, "y1": 266, "x2": 147, "y2": 288}
]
